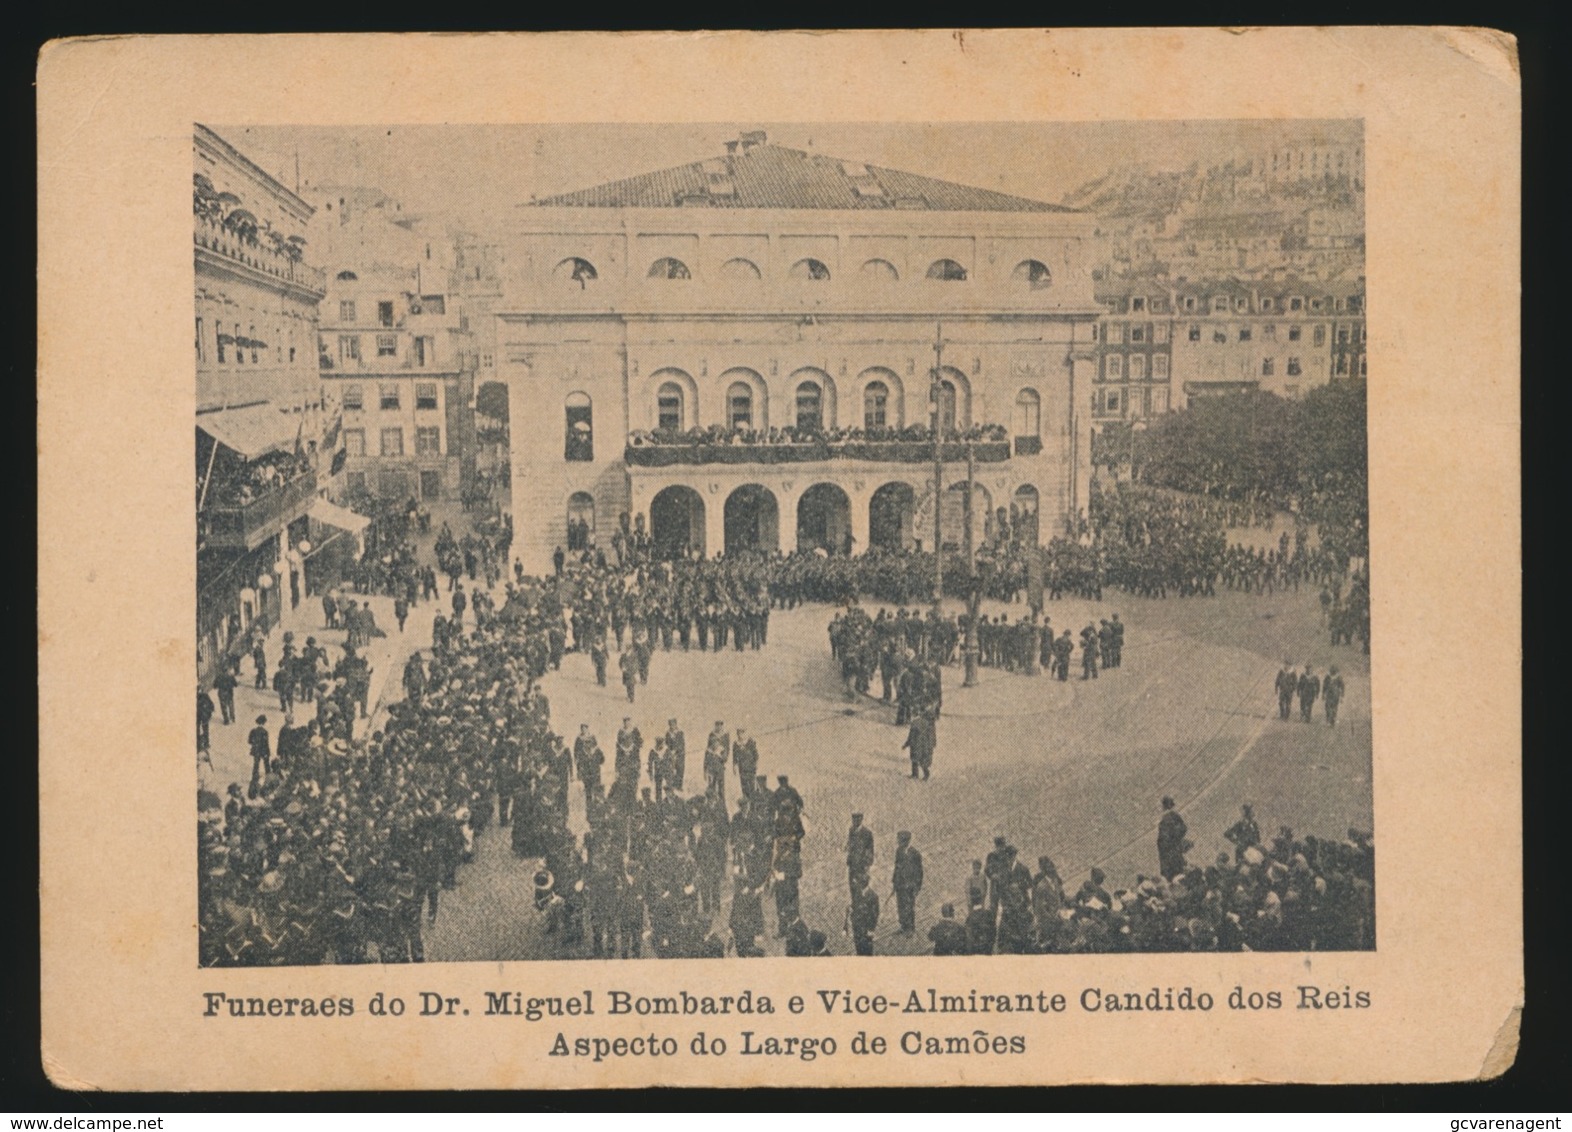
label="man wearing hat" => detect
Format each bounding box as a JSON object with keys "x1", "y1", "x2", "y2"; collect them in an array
[
  {"x1": 732, "y1": 728, "x2": 759, "y2": 796},
  {"x1": 664, "y1": 719, "x2": 685, "y2": 791},
  {"x1": 1275, "y1": 661, "x2": 1298, "y2": 721},
  {"x1": 845, "y1": 812, "x2": 874, "y2": 897},
  {"x1": 892, "y1": 831, "x2": 925, "y2": 935},
  {"x1": 703, "y1": 722, "x2": 730, "y2": 802},
  {"x1": 213, "y1": 662, "x2": 238, "y2": 725},
  {"x1": 983, "y1": 836, "x2": 1012, "y2": 917},
  {"x1": 196, "y1": 683, "x2": 215, "y2": 756},
  {"x1": 1297, "y1": 664, "x2": 1321, "y2": 724},
  {"x1": 1322, "y1": 665, "x2": 1345, "y2": 727},
  {"x1": 246, "y1": 715, "x2": 272, "y2": 797}
]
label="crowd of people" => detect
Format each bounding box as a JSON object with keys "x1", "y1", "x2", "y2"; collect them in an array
[
  {"x1": 862, "y1": 802, "x2": 1375, "y2": 956},
  {"x1": 201, "y1": 450, "x2": 314, "y2": 509},
  {"x1": 627, "y1": 421, "x2": 1010, "y2": 450}
]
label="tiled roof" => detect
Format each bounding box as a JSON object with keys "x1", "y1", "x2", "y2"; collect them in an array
[{"x1": 531, "y1": 143, "x2": 1072, "y2": 213}]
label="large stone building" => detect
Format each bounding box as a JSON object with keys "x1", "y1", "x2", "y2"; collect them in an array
[
  {"x1": 497, "y1": 133, "x2": 1102, "y2": 575},
  {"x1": 194, "y1": 124, "x2": 333, "y2": 676}
]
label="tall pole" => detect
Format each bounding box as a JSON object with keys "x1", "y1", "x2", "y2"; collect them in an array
[
  {"x1": 962, "y1": 436, "x2": 980, "y2": 687},
  {"x1": 931, "y1": 325, "x2": 944, "y2": 613}
]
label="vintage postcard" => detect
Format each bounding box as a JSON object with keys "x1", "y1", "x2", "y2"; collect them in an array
[{"x1": 37, "y1": 28, "x2": 1521, "y2": 1089}]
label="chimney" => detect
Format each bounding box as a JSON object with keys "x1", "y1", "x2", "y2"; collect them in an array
[
  {"x1": 740, "y1": 130, "x2": 767, "y2": 151},
  {"x1": 724, "y1": 140, "x2": 739, "y2": 154}
]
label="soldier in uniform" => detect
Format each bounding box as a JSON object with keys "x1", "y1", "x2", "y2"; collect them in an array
[
  {"x1": 772, "y1": 831, "x2": 803, "y2": 937},
  {"x1": 729, "y1": 873, "x2": 766, "y2": 957},
  {"x1": 928, "y1": 904, "x2": 968, "y2": 956},
  {"x1": 1080, "y1": 624, "x2": 1100, "y2": 680},
  {"x1": 1323, "y1": 665, "x2": 1345, "y2": 726},
  {"x1": 1224, "y1": 803, "x2": 1261, "y2": 863},
  {"x1": 1275, "y1": 661, "x2": 1297, "y2": 720},
  {"x1": 1052, "y1": 630, "x2": 1074, "y2": 681},
  {"x1": 892, "y1": 831, "x2": 924, "y2": 934},
  {"x1": 1157, "y1": 796, "x2": 1188, "y2": 880},
  {"x1": 983, "y1": 835, "x2": 1012, "y2": 916},
  {"x1": 902, "y1": 710, "x2": 936, "y2": 781},
  {"x1": 214, "y1": 663, "x2": 238, "y2": 725},
  {"x1": 619, "y1": 648, "x2": 638, "y2": 703},
  {"x1": 590, "y1": 632, "x2": 609, "y2": 687},
  {"x1": 197, "y1": 684, "x2": 215, "y2": 756},
  {"x1": 1298, "y1": 665, "x2": 1321, "y2": 723},
  {"x1": 964, "y1": 894, "x2": 996, "y2": 955},
  {"x1": 733, "y1": 728, "x2": 759, "y2": 796},
  {"x1": 1110, "y1": 613, "x2": 1125, "y2": 668},
  {"x1": 573, "y1": 724, "x2": 604, "y2": 799}
]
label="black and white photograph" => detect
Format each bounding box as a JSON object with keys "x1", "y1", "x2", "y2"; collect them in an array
[{"x1": 193, "y1": 119, "x2": 1375, "y2": 966}]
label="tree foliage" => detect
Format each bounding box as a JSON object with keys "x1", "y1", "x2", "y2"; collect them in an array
[{"x1": 475, "y1": 381, "x2": 510, "y2": 423}]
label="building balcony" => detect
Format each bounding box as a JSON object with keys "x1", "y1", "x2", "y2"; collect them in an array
[
  {"x1": 623, "y1": 427, "x2": 1011, "y2": 468},
  {"x1": 200, "y1": 468, "x2": 318, "y2": 551},
  {"x1": 194, "y1": 215, "x2": 327, "y2": 295}
]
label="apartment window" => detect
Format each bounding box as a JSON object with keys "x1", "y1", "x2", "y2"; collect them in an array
[
  {"x1": 1335, "y1": 297, "x2": 1346, "y2": 312},
  {"x1": 1090, "y1": 324, "x2": 1100, "y2": 343},
  {"x1": 1130, "y1": 354, "x2": 1147, "y2": 380},
  {"x1": 1131, "y1": 296, "x2": 1146, "y2": 312},
  {"x1": 379, "y1": 384, "x2": 401, "y2": 410},
  {"x1": 1262, "y1": 358, "x2": 1275, "y2": 376},
  {"x1": 1263, "y1": 324, "x2": 1277, "y2": 340},
  {"x1": 1338, "y1": 326, "x2": 1351, "y2": 344},
  {"x1": 1261, "y1": 297, "x2": 1275, "y2": 311},
  {"x1": 1105, "y1": 391, "x2": 1121, "y2": 413},
  {"x1": 421, "y1": 296, "x2": 445, "y2": 315},
  {"x1": 1153, "y1": 354, "x2": 1169, "y2": 379},
  {"x1": 415, "y1": 426, "x2": 441, "y2": 454},
  {"x1": 1359, "y1": 325, "x2": 1368, "y2": 343},
  {"x1": 378, "y1": 301, "x2": 394, "y2": 327},
  {"x1": 1212, "y1": 296, "x2": 1230, "y2": 312},
  {"x1": 1104, "y1": 355, "x2": 1123, "y2": 380},
  {"x1": 1359, "y1": 354, "x2": 1367, "y2": 376},
  {"x1": 339, "y1": 300, "x2": 356, "y2": 322},
  {"x1": 1290, "y1": 297, "x2": 1303, "y2": 311},
  {"x1": 1188, "y1": 324, "x2": 1201, "y2": 342},
  {"x1": 249, "y1": 326, "x2": 258, "y2": 364},
  {"x1": 1287, "y1": 357, "x2": 1302, "y2": 377},
  {"x1": 1131, "y1": 325, "x2": 1146, "y2": 343},
  {"x1": 1313, "y1": 325, "x2": 1326, "y2": 347},
  {"x1": 343, "y1": 428, "x2": 366, "y2": 456},
  {"x1": 1288, "y1": 325, "x2": 1302, "y2": 342},
  {"x1": 1311, "y1": 298, "x2": 1325, "y2": 311},
  {"x1": 730, "y1": 383, "x2": 756, "y2": 429},
  {"x1": 1234, "y1": 297, "x2": 1248, "y2": 312},
  {"x1": 1239, "y1": 327, "x2": 1253, "y2": 342},
  {"x1": 415, "y1": 382, "x2": 438, "y2": 410},
  {"x1": 1183, "y1": 296, "x2": 1197, "y2": 312},
  {"x1": 342, "y1": 384, "x2": 363, "y2": 411},
  {"x1": 1212, "y1": 328, "x2": 1228, "y2": 344},
  {"x1": 195, "y1": 318, "x2": 205, "y2": 362},
  {"x1": 339, "y1": 335, "x2": 360, "y2": 363},
  {"x1": 862, "y1": 382, "x2": 888, "y2": 430},
  {"x1": 377, "y1": 334, "x2": 398, "y2": 357},
  {"x1": 380, "y1": 427, "x2": 404, "y2": 456},
  {"x1": 656, "y1": 383, "x2": 684, "y2": 432},
  {"x1": 1154, "y1": 322, "x2": 1169, "y2": 344},
  {"x1": 1107, "y1": 323, "x2": 1124, "y2": 344}
]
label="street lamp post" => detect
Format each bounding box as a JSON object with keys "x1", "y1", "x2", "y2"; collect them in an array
[{"x1": 962, "y1": 435, "x2": 980, "y2": 687}]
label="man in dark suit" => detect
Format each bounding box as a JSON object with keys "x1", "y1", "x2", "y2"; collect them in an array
[
  {"x1": 197, "y1": 685, "x2": 215, "y2": 755},
  {"x1": 892, "y1": 831, "x2": 924, "y2": 934},
  {"x1": 1323, "y1": 666, "x2": 1345, "y2": 726},
  {"x1": 665, "y1": 718, "x2": 686, "y2": 791},
  {"x1": 848, "y1": 875, "x2": 880, "y2": 957},
  {"x1": 1275, "y1": 661, "x2": 1297, "y2": 720},
  {"x1": 214, "y1": 664, "x2": 238, "y2": 725},
  {"x1": 845, "y1": 813, "x2": 874, "y2": 897},
  {"x1": 1157, "y1": 795, "x2": 1188, "y2": 880},
  {"x1": 1298, "y1": 665, "x2": 1321, "y2": 723},
  {"x1": 246, "y1": 714, "x2": 272, "y2": 797},
  {"x1": 733, "y1": 728, "x2": 759, "y2": 795},
  {"x1": 928, "y1": 904, "x2": 968, "y2": 955}
]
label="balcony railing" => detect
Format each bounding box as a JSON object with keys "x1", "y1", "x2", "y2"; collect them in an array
[
  {"x1": 625, "y1": 430, "x2": 1011, "y2": 468},
  {"x1": 200, "y1": 469, "x2": 318, "y2": 551},
  {"x1": 194, "y1": 215, "x2": 327, "y2": 294}
]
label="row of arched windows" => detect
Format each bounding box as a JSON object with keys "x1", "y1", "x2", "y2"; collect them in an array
[
  {"x1": 550, "y1": 255, "x2": 1055, "y2": 288},
  {"x1": 564, "y1": 382, "x2": 1044, "y2": 460}
]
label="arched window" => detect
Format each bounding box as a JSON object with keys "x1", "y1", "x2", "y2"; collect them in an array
[
  {"x1": 863, "y1": 381, "x2": 890, "y2": 429},
  {"x1": 795, "y1": 381, "x2": 824, "y2": 432},
  {"x1": 336, "y1": 270, "x2": 358, "y2": 282},
  {"x1": 1014, "y1": 389, "x2": 1041, "y2": 437},
  {"x1": 1012, "y1": 260, "x2": 1053, "y2": 289},
  {"x1": 790, "y1": 258, "x2": 831, "y2": 281},
  {"x1": 926, "y1": 258, "x2": 968, "y2": 282},
  {"x1": 648, "y1": 257, "x2": 691, "y2": 280},
  {"x1": 727, "y1": 382, "x2": 754, "y2": 430},
  {"x1": 861, "y1": 258, "x2": 898, "y2": 283},
  {"x1": 565, "y1": 391, "x2": 593, "y2": 462},
  {"x1": 656, "y1": 382, "x2": 686, "y2": 432},
  {"x1": 553, "y1": 257, "x2": 597, "y2": 288},
  {"x1": 934, "y1": 380, "x2": 958, "y2": 432},
  {"x1": 720, "y1": 258, "x2": 761, "y2": 281}
]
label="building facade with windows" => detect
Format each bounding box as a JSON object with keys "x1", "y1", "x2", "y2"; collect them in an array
[
  {"x1": 194, "y1": 124, "x2": 334, "y2": 677},
  {"x1": 1167, "y1": 277, "x2": 1366, "y2": 405},
  {"x1": 1093, "y1": 283, "x2": 1175, "y2": 430},
  {"x1": 496, "y1": 134, "x2": 1102, "y2": 574},
  {"x1": 316, "y1": 253, "x2": 475, "y2": 506}
]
